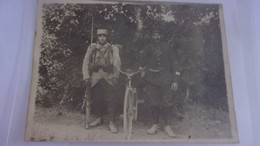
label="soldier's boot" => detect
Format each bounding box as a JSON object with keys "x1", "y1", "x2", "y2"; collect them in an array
[
  {"x1": 89, "y1": 117, "x2": 102, "y2": 127},
  {"x1": 164, "y1": 126, "x2": 177, "y2": 138},
  {"x1": 109, "y1": 121, "x2": 118, "y2": 133},
  {"x1": 146, "y1": 124, "x2": 159, "y2": 135}
]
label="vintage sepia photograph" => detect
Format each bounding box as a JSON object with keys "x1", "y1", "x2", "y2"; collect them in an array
[{"x1": 25, "y1": 0, "x2": 239, "y2": 143}]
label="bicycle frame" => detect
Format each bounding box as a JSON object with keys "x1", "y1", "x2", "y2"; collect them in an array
[{"x1": 115, "y1": 67, "x2": 143, "y2": 140}]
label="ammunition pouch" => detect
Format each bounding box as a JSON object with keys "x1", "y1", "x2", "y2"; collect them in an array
[
  {"x1": 92, "y1": 65, "x2": 100, "y2": 72},
  {"x1": 102, "y1": 64, "x2": 114, "y2": 73},
  {"x1": 89, "y1": 63, "x2": 100, "y2": 73},
  {"x1": 89, "y1": 63, "x2": 113, "y2": 73}
]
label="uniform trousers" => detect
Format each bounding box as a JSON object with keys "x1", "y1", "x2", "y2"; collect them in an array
[
  {"x1": 91, "y1": 79, "x2": 117, "y2": 122},
  {"x1": 144, "y1": 82, "x2": 174, "y2": 125}
]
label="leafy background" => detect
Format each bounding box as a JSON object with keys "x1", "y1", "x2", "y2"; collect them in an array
[{"x1": 36, "y1": 3, "x2": 228, "y2": 113}]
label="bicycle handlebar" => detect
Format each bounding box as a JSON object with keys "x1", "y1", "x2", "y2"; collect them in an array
[{"x1": 114, "y1": 67, "x2": 141, "y2": 78}]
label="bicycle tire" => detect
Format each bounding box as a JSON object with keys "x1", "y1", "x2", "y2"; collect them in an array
[
  {"x1": 123, "y1": 88, "x2": 134, "y2": 140},
  {"x1": 127, "y1": 90, "x2": 134, "y2": 140},
  {"x1": 123, "y1": 88, "x2": 130, "y2": 140}
]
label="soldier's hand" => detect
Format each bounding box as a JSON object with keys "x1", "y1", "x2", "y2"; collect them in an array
[
  {"x1": 171, "y1": 82, "x2": 178, "y2": 91},
  {"x1": 84, "y1": 78, "x2": 91, "y2": 86},
  {"x1": 139, "y1": 67, "x2": 147, "y2": 78}
]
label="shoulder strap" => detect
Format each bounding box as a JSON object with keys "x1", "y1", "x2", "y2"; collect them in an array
[{"x1": 106, "y1": 44, "x2": 113, "y2": 64}]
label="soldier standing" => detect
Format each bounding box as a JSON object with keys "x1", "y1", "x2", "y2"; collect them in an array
[
  {"x1": 82, "y1": 29, "x2": 121, "y2": 133},
  {"x1": 140, "y1": 29, "x2": 181, "y2": 138}
]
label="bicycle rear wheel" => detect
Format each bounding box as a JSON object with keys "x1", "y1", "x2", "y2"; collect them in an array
[{"x1": 123, "y1": 88, "x2": 134, "y2": 140}]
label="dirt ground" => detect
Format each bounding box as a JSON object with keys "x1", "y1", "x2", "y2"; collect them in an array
[{"x1": 29, "y1": 103, "x2": 232, "y2": 142}]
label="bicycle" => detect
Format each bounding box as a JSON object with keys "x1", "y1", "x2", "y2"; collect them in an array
[{"x1": 115, "y1": 67, "x2": 144, "y2": 140}]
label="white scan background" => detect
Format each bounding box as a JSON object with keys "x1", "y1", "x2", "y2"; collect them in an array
[{"x1": 0, "y1": 0, "x2": 259, "y2": 145}]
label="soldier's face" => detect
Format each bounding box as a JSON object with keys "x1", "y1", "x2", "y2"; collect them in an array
[
  {"x1": 97, "y1": 35, "x2": 107, "y2": 45},
  {"x1": 152, "y1": 32, "x2": 161, "y2": 41}
]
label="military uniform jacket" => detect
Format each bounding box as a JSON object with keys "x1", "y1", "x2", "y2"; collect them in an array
[
  {"x1": 140, "y1": 41, "x2": 180, "y2": 87},
  {"x1": 82, "y1": 42, "x2": 121, "y2": 87}
]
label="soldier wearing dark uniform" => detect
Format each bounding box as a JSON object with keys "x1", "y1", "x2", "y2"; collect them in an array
[
  {"x1": 140, "y1": 29, "x2": 181, "y2": 137},
  {"x1": 82, "y1": 29, "x2": 121, "y2": 133}
]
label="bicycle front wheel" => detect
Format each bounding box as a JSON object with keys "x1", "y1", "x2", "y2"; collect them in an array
[{"x1": 123, "y1": 88, "x2": 134, "y2": 140}]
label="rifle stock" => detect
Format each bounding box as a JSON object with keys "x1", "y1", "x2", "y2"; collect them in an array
[{"x1": 84, "y1": 84, "x2": 91, "y2": 129}]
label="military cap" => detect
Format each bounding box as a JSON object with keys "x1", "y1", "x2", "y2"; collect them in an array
[{"x1": 97, "y1": 29, "x2": 108, "y2": 36}]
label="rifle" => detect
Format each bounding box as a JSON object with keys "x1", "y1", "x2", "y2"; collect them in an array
[
  {"x1": 84, "y1": 83, "x2": 91, "y2": 129},
  {"x1": 84, "y1": 15, "x2": 94, "y2": 129}
]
